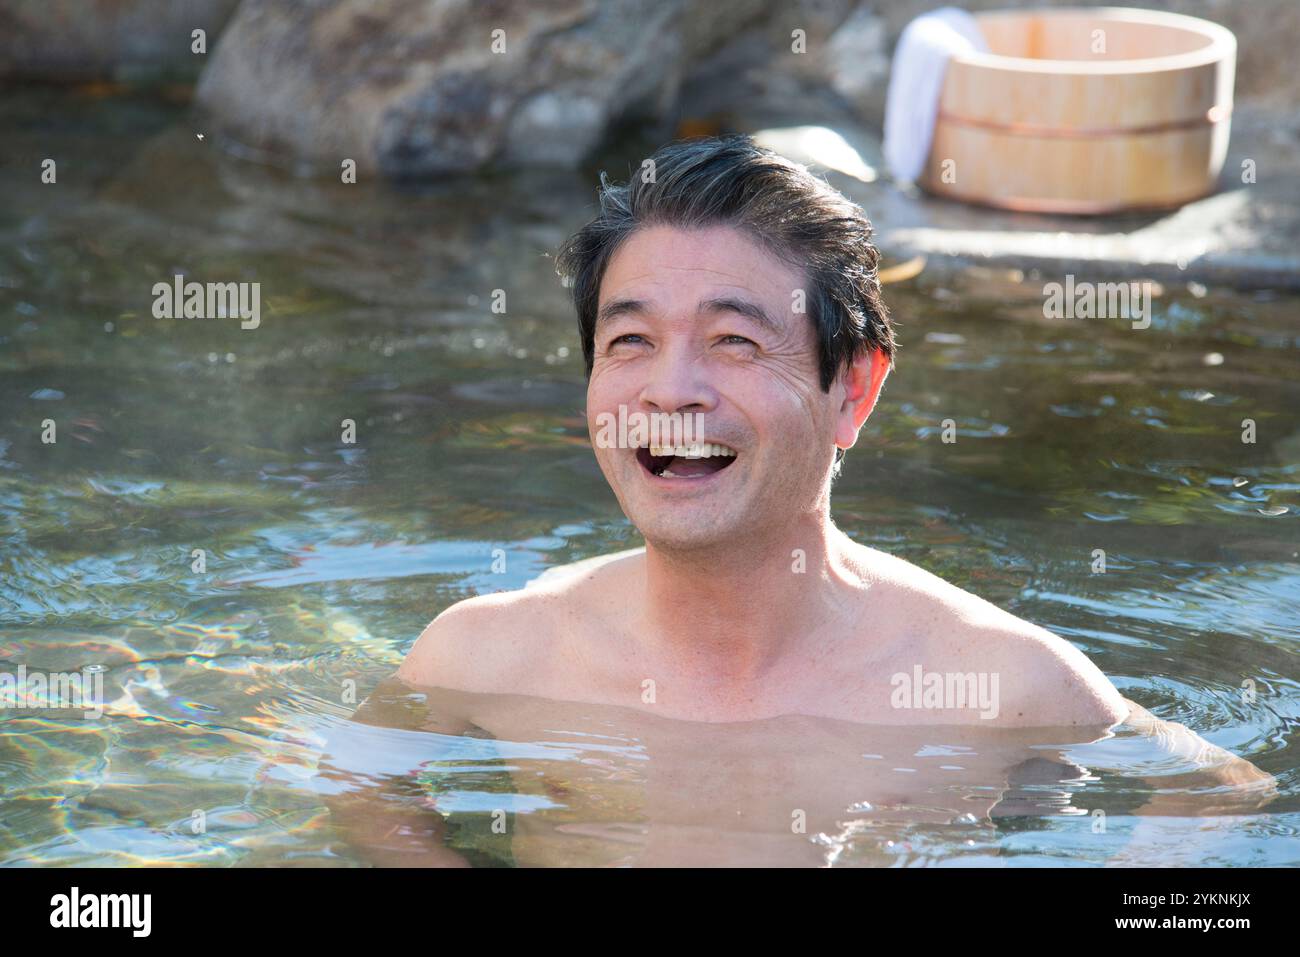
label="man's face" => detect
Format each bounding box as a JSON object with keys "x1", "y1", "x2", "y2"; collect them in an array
[{"x1": 587, "y1": 225, "x2": 847, "y2": 551}]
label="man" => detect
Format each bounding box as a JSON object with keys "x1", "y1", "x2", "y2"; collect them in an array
[
  {"x1": 398, "y1": 135, "x2": 1124, "y2": 727},
  {"x1": 337, "y1": 136, "x2": 1271, "y2": 866}
]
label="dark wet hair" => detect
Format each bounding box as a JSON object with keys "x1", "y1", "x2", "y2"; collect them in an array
[{"x1": 554, "y1": 134, "x2": 896, "y2": 394}]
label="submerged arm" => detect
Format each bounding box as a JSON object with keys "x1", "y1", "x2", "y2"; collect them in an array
[
  {"x1": 1121, "y1": 698, "x2": 1277, "y2": 816},
  {"x1": 322, "y1": 678, "x2": 481, "y2": 867}
]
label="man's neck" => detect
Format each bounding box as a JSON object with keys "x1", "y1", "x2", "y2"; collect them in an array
[{"x1": 636, "y1": 516, "x2": 867, "y2": 689}]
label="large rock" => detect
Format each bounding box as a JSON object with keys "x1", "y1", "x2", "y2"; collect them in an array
[
  {"x1": 196, "y1": 0, "x2": 692, "y2": 177},
  {"x1": 194, "y1": 0, "x2": 870, "y2": 177}
]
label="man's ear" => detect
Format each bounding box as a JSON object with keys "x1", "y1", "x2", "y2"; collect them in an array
[{"x1": 834, "y1": 349, "x2": 890, "y2": 450}]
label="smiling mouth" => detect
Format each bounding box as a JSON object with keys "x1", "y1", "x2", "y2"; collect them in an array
[{"x1": 635, "y1": 443, "x2": 738, "y2": 479}]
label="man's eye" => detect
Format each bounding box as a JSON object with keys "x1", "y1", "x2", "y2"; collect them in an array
[
  {"x1": 609, "y1": 334, "x2": 645, "y2": 346},
  {"x1": 720, "y1": 335, "x2": 755, "y2": 346}
]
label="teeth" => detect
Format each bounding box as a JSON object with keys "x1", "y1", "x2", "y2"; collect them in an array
[{"x1": 647, "y1": 443, "x2": 737, "y2": 458}]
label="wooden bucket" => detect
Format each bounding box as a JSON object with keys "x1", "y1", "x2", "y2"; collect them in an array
[{"x1": 919, "y1": 6, "x2": 1236, "y2": 214}]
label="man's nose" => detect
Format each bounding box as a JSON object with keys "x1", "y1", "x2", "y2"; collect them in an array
[{"x1": 637, "y1": 343, "x2": 717, "y2": 414}]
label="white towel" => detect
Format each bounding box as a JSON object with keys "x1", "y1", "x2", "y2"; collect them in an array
[{"x1": 883, "y1": 7, "x2": 989, "y2": 184}]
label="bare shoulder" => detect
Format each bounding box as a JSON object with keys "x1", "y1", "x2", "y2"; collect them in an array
[
  {"x1": 397, "y1": 588, "x2": 548, "y2": 692},
  {"x1": 396, "y1": 549, "x2": 644, "y2": 693},
  {"x1": 853, "y1": 543, "x2": 1129, "y2": 729}
]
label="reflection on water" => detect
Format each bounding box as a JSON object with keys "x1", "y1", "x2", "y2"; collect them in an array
[{"x1": 1, "y1": 88, "x2": 1297, "y2": 866}]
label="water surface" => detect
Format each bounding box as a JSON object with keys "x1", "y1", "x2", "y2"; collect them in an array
[{"x1": 1, "y1": 88, "x2": 1297, "y2": 866}]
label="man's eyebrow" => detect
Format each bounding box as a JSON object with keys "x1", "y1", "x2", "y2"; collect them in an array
[
  {"x1": 595, "y1": 298, "x2": 646, "y2": 329},
  {"x1": 594, "y1": 295, "x2": 784, "y2": 333},
  {"x1": 698, "y1": 296, "x2": 783, "y2": 334}
]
